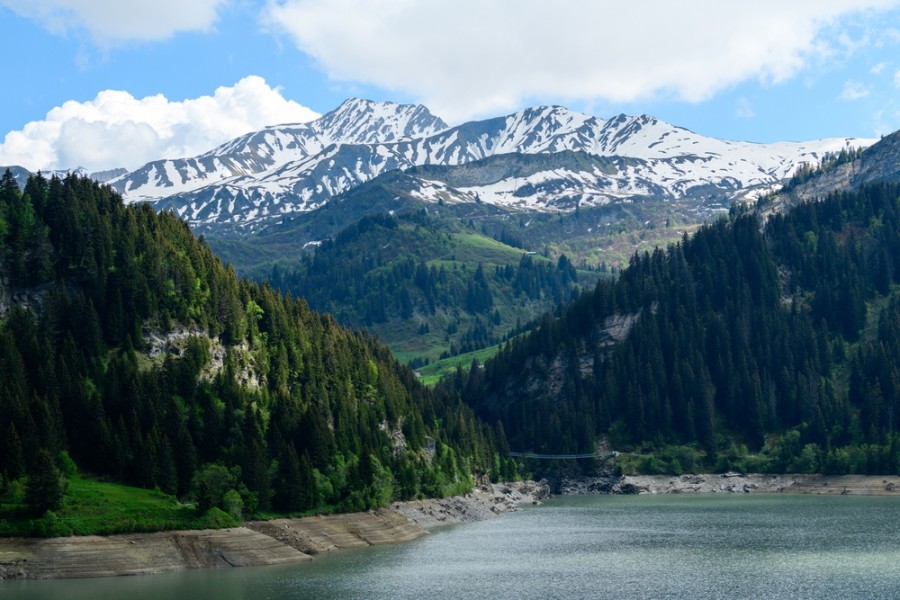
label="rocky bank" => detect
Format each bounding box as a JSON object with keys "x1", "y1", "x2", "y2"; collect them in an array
[
  {"x1": 558, "y1": 473, "x2": 900, "y2": 496},
  {"x1": 391, "y1": 479, "x2": 551, "y2": 528},
  {"x1": 6, "y1": 474, "x2": 898, "y2": 581}
]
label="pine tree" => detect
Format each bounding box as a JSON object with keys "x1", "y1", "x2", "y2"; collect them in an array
[{"x1": 26, "y1": 448, "x2": 64, "y2": 515}]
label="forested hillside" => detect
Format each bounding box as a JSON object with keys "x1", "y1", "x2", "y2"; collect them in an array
[
  {"x1": 453, "y1": 183, "x2": 900, "y2": 475},
  {"x1": 265, "y1": 211, "x2": 592, "y2": 367},
  {"x1": 0, "y1": 170, "x2": 513, "y2": 527}
]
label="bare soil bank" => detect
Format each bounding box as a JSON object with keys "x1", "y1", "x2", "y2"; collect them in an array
[
  {"x1": 0, "y1": 527, "x2": 308, "y2": 581},
  {"x1": 0, "y1": 481, "x2": 549, "y2": 581}
]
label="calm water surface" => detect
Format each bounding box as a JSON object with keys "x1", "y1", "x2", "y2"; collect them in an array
[{"x1": 6, "y1": 494, "x2": 900, "y2": 599}]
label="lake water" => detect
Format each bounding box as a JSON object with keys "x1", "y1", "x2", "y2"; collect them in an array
[{"x1": 5, "y1": 494, "x2": 900, "y2": 599}]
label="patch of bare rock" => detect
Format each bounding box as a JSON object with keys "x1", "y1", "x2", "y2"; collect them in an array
[
  {"x1": 558, "y1": 473, "x2": 900, "y2": 496},
  {"x1": 391, "y1": 480, "x2": 551, "y2": 529}
]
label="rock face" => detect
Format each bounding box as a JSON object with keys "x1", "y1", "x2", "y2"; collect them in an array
[{"x1": 778, "y1": 129, "x2": 900, "y2": 206}]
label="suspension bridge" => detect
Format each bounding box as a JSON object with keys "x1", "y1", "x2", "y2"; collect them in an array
[{"x1": 508, "y1": 450, "x2": 618, "y2": 460}]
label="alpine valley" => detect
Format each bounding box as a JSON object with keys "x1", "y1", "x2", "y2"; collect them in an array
[
  {"x1": 4, "y1": 92, "x2": 900, "y2": 567},
  {"x1": 95, "y1": 100, "x2": 875, "y2": 368}
]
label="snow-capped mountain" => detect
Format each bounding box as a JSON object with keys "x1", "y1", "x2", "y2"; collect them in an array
[
  {"x1": 109, "y1": 99, "x2": 874, "y2": 233},
  {"x1": 112, "y1": 99, "x2": 448, "y2": 203}
]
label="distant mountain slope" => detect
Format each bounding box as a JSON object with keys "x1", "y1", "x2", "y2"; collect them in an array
[
  {"x1": 262, "y1": 210, "x2": 596, "y2": 367},
  {"x1": 205, "y1": 148, "x2": 745, "y2": 279},
  {"x1": 0, "y1": 165, "x2": 126, "y2": 190},
  {"x1": 773, "y1": 129, "x2": 900, "y2": 207},
  {"x1": 108, "y1": 99, "x2": 871, "y2": 234}
]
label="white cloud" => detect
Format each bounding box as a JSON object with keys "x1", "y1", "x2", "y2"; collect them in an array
[
  {"x1": 0, "y1": 76, "x2": 320, "y2": 172},
  {"x1": 871, "y1": 61, "x2": 888, "y2": 74},
  {"x1": 264, "y1": 0, "x2": 900, "y2": 123},
  {"x1": 0, "y1": 0, "x2": 228, "y2": 43},
  {"x1": 895, "y1": 69, "x2": 900, "y2": 87},
  {"x1": 840, "y1": 80, "x2": 870, "y2": 100},
  {"x1": 735, "y1": 98, "x2": 755, "y2": 119}
]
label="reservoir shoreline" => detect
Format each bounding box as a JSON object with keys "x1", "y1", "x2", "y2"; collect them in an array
[
  {"x1": 3, "y1": 474, "x2": 899, "y2": 581},
  {"x1": 0, "y1": 480, "x2": 549, "y2": 580}
]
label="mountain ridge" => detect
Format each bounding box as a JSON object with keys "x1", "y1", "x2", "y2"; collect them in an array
[
  {"x1": 774, "y1": 128, "x2": 900, "y2": 205},
  {"x1": 106, "y1": 99, "x2": 873, "y2": 234},
  {"x1": 111, "y1": 98, "x2": 448, "y2": 203}
]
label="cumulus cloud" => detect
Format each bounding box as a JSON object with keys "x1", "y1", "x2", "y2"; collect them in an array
[
  {"x1": 0, "y1": 0, "x2": 227, "y2": 43},
  {"x1": 264, "y1": 0, "x2": 900, "y2": 123},
  {"x1": 840, "y1": 80, "x2": 870, "y2": 100},
  {"x1": 0, "y1": 76, "x2": 320, "y2": 172}
]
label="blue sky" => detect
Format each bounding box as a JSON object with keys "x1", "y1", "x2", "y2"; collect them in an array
[{"x1": 2, "y1": 0, "x2": 900, "y2": 172}]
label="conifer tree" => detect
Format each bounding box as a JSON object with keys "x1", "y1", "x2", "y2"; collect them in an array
[{"x1": 26, "y1": 448, "x2": 64, "y2": 515}]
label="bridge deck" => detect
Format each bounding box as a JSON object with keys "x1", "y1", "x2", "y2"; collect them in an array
[{"x1": 508, "y1": 451, "x2": 617, "y2": 460}]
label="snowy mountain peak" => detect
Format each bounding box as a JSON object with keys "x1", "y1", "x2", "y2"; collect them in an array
[
  {"x1": 507, "y1": 105, "x2": 598, "y2": 132},
  {"x1": 315, "y1": 98, "x2": 449, "y2": 145},
  {"x1": 109, "y1": 98, "x2": 877, "y2": 233},
  {"x1": 469, "y1": 105, "x2": 602, "y2": 155}
]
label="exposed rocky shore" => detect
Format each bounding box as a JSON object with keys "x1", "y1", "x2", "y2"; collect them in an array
[
  {"x1": 558, "y1": 473, "x2": 900, "y2": 496},
  {"x1": 0, "y1": 481, "x2": 549, "y2": 581},
  {"x1": 391, "y1": 479, "x2": 551, "y2": 528},
  {"x1": 6, "y1": 474, "x2": 899, "y2": 581}
]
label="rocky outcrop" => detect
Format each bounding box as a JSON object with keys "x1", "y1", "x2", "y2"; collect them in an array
[
  {"x1": 0, "y1": 278, "x2": 52, "y2": 319},
  {"x1": 772, "y1": 129, "x2": 900, "y2": 211}
]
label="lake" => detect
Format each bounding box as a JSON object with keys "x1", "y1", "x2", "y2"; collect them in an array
[{"x1": 5, "y1": 494, "x2": 900, "y2": 599}]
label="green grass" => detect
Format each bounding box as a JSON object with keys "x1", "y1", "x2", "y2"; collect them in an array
[
  {"x1": 447, "y1": 232, "x2": 530, "y2": 263},
  {"x1": 0, "y1": 475, "x2": 237, "y2": 537},
  {"x1": 413, "y1": 343, "x2": 505, "y2": 386}
]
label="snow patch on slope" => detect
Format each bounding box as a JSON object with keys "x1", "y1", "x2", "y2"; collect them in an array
[{"x1": 110, "y1": 100, "x2": 875, "y2": 230}]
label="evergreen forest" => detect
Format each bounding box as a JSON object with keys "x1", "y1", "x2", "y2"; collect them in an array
[
  {"x1": 4, "y1": 166, "x2": 900, "y2": 537},
  {"x1": 263, "y1": 211, "x2": 590, "y2": 367},
  {"x1": 454, "y1": 183, "x2": 900, "y2": 475},
  {"x1": 0, "y1": 170, "x2": 514, "y2": 531}
]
